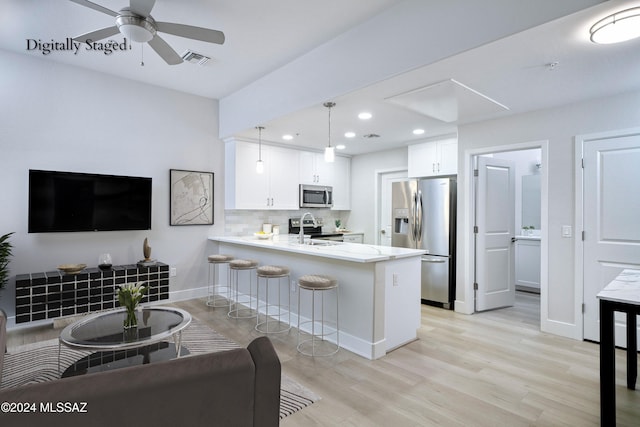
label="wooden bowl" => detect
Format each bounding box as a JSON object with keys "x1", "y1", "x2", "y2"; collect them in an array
[{"x1": 57, "y1": 263, "x2": 87, "y2": 274}]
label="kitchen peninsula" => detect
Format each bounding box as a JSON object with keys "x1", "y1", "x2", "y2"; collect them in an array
[{"x1": 209, "y1": 235, "x2": 426, "y2": 359}]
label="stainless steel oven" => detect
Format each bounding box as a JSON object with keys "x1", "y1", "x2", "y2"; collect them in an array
[{"x1": 299, "y1": 184, "x2": 333, "y2": 208}]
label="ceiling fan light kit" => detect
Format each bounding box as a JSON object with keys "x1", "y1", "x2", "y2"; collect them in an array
[
  {"x1": 70, "y1": 0, "x2": 225, "y2": 65},
  {"x1": 590, "y1": 7, "x2": 640, "y2": 44},
  {"x1": 116, "y1": 10, "x2": 155, "y2": 43}
]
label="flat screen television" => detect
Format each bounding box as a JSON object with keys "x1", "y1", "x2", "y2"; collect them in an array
[{"x1": 28, "y1": 170, "x2": 152, "y2": 233}]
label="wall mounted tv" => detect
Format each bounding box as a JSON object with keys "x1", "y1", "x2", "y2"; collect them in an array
[{"x1": 28, "y1": 170, "x2": 152, "y2": 233}]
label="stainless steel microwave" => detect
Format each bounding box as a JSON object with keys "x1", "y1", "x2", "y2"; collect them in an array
[{"x1": 299, "y1": 184, "x2": 333, "y2": 208}]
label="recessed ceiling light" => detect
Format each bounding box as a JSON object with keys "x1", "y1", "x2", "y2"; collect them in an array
[
  {"x1": 358, "y1": 112, "x2": 372, "y2": 120},
  {"x1": 413, "y1": 128, "x2": 425, "y2": 135},
  {"x1": 282, "y1": 134, "x2": 294, "y2": 140},
  {"x1": 344, "y1": 131, "x2": 356, "y2": 138},
  {"x1": 336, "y1": 144, "x2": 346, "y2": 150}
]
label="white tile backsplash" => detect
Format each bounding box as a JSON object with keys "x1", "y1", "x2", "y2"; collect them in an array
[{"x1": 224, "y1": 209, "x2": 350, "y2": 236}]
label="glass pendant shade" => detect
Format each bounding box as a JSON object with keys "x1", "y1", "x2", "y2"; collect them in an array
[
  {"x1": 256, "y1": 159, "x2": 264, "y2": 174},
  {"x1": 324, "y1": 146, "x2": 335, "y2": 162}
]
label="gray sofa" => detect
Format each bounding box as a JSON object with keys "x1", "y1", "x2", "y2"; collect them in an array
[{"x1": 0, "y1": 309, "x2": 281, "y2": 427}]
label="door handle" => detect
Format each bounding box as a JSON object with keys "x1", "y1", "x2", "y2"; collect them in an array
[
  {"x1": 511, "y1": 237, "x2": 516, "y2": 243},
  {"x1": 422, "y1": 258, "x2": 446, "y2": 263}
]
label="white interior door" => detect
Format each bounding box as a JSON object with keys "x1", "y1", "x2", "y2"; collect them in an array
[
  {"x1": 378, "y1": 171, "x2": 407, "y2": 246},
  {"x1": 475, "y1": 156, "x2": 516, "y2": 311},
  {"x1": 583, "y1": 133, "x2": 640, "y2": 347}
]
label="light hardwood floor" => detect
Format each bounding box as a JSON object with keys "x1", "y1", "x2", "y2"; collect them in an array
[{"x1": 7, "y1": 292, "x2": 639, "y2": 426}]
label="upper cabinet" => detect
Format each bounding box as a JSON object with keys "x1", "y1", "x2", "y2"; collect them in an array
[
  {"x1": 225, "y1": 140, "x2": 300, "y2": 210},
  {"x1": 225, "y1": 140, "x2": 351, "y2": 210},
  {"x1": 299, "y1": 152, "x2": 351, "y2": 210},
  {"x1": 408, "y1": 137, "x2": 458, "y2": 177}
]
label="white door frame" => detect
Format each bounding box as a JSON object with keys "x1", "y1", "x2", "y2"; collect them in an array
[
  {"x1": 462, "y1": 140, "x2": 549, "y2": 331},
  {"x1": 374, "y1": 168, "x2": 407, "y2": 245},
  {"x1": 574, "y1": 126, "x2": 640, "y2": 341}
]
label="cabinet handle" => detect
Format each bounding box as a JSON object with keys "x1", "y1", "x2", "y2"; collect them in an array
[
  {"x1": 432, "y1": 163, "x2": 436, "y2": 173},
  {"x1": 437, "y1": 162, "x2": 440, "y2": 172},
  {"x1": 270, "y1": 198, "x2": 274, "y2": 206},
  {"x1": 266, "y1": 198, "x2": 270, "y2": 207}
]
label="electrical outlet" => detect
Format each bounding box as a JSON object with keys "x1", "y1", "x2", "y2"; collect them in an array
[
  {"x1": 561, "y1": 225, "x2": 572, "y2": 238},
  {"x1": 170, "y1": 267, "x2": 177, "y2": 277}
]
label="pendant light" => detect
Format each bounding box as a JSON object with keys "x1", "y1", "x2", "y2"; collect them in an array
[
  {"x1": 590, "y1": 7, "x2": 640, "y2": 44},
  {"x1": 323, "y1": 102, "x2": 336, "y2": 163},
  {"x1": 256, "y1": 126, "x2": 265, "y2": 174}
]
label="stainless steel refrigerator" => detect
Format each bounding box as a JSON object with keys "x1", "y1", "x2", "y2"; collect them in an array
[{"x1": 391, "y1": 177, "x2": 456, "y2": 309}]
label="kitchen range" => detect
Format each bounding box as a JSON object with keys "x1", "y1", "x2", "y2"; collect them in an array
[{"x1": 288, "y1": 217, "x2": 344, "y2": 242}]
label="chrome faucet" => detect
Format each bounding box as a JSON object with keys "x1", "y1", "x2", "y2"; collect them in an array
[{"x1": 299, "y1": 212, "x2": 318, "y2": 244}]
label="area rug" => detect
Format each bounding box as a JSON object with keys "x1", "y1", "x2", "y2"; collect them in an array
[{"x1": 1, "y1": 318, "x2": 319, "y2": 420}]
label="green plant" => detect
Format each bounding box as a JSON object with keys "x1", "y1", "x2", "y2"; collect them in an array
[
  {"x1": 0, "y1": 232, "x2": 14, "y2": 290},
  {"x1": 335, "y1": 219, "x2": 342, "y2": 229}
]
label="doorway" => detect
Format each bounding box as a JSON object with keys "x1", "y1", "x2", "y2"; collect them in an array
[
  {"x1": 576, "y1": 128, "x2": 640, "y2": 347},
  {"x1": 376, "y1": 169, "x2": 408, "y2": 246},
  {"x1": 466, "y1": 141, "x2": 548, "y2": 330}
]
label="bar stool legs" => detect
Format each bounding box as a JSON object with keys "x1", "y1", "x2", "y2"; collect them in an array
[
  {"x1": 297, "y1": 274, "x2": 339, "y2": 356},
  {"x1": 228, "y1": 259, "x2": 259, "y2": 319},
  {"x1": 255, "y1": 265, "x2": 291, "y2": 334},
  {"x1": 206, "y1": 254, "x2": 234, "y2": 308}
]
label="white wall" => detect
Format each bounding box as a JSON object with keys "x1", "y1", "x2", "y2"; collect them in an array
[
  {"x1": 0, "y1": 50, "x2": 226, "y2": 323},
  {"x1": 350, "y1": 148, "x2": 407, "y2": 244},
  {"x1": 457, "y1": 89, "x2": 640, "y2": 337}
]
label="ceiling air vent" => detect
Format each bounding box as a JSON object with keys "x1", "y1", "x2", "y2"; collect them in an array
[{"x1": 181, "y1": 50, "x2": 211, "y2": 66}]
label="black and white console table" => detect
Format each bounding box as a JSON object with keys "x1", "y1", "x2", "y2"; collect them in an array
[
  {"x1": 14, "y1": 263, "x2": 170, "y2": 324},
  {"x1": 597, "y1": 269, "x2": 640, "y2": 426}
]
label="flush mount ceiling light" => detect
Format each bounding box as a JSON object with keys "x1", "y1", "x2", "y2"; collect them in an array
[
  {"x1": 323, "y1": 102, "x2": 336, "y2": 163},
  {"x1": 344, "y1": 131, "x2": 356, "y2": 138},
  {"x1": 358, "y1": 112, "x2": 372, "y2": 120},
  {"x1": 282, "y1": 134, "x2": 294, "y2": 141},
  {"x1": 590, "y1": 7, "x2": 640, "y2": 44},
  {"x1": 413, "y1": 128, "x2": 425, "y2": 135},
  {"x1": 336, "y1": 144, "x2": 346, "y2": 150},
  {"x1": 256, "y1": 126, "x2": 265, "y2": 174}
]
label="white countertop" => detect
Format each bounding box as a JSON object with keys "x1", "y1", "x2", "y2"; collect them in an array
[
  {"x1": 516, "y1": 235, "x2": 541, "y2": 241},
  {"x1": 209, "y1": 234, "x2": 426, "y2": 263},
  {"x1": 597, "y1": 269, "x2": 640, "y2": 305}
]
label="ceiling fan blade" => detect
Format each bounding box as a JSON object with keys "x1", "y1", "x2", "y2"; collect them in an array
[
  {"x1": 156, "y1": 22, "x2": 225, "y2": 45},
  {"x1": 69, "y1": 0, "x2": 118, "y2": 17},
  {"x1": 73, "y1": 26, "x2": 120, "y2": 43},
  {"x1": 148, "y1": 35, "x2": 183, "y2": 65},
  {"x1": 129, "y1": 0, "x2": 156, "y2": 17}
]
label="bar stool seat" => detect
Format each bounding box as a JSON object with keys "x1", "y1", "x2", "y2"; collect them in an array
[
  {"x1": 297, "y1": 274, "x2": 339, "y2": 356},
  {"x1": 206, "y1": 254, "x2": 234, "y2": 308},
  {"x1": 228, "y1": 259, "x2": 259, "y2": 319},
  {"x1": 255, "y1": 265, "x2": 291, "y2": 334}
]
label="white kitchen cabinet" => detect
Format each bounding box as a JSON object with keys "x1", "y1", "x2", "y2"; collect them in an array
[
  {"x1": 343, "y1": 233, "x2": 363, "y2": 243},
  {"x1": 225, "y1": 140, "x2": 300, "y2": 210},
  {"x1": 299, "y1": 152, "x2": 351, "y2": 210},
  {"x1": 408, "y1": 137, "x2": 458, "y2": 177},
  {"x1": 515, "y1": 237, "x2": 541, "y2": 292}
]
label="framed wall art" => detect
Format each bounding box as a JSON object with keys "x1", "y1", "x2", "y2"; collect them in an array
[{"x1": 169, "y1": 169, "x2": 214, "y2": 226}]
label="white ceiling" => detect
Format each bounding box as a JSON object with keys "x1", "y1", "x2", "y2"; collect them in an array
[{"x1": 2, "y1": 0, "x2": 640, "y2": 156}]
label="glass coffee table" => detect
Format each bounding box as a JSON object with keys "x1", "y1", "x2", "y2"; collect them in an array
[{"x1": 58, "y1": 306, "x2": 192, "y2": 376}]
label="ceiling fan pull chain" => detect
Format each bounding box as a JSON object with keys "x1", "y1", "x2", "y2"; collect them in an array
[{"x1": 140, "y1": 43, "x2": 144, "y2": 67}]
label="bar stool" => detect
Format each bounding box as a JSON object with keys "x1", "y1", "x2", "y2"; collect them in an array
[
  {"x1": 228, "y1": 259, "x2": 259, "y2": 319},
  {"x1": 206, "y1": 254, "x2": 234, "y2": 308},
  {"x1": 255, "y1": 265, "x2": 291, "y2": 334},
  {"x1": 297, "y1": 274, "x2": 339, "y2": 356}
]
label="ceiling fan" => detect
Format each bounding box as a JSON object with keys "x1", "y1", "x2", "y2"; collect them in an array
[{"x1": 70, "y1": 0, "x2": 225, "y2": 65}]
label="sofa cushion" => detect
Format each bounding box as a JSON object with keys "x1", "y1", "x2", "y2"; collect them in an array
[
  {"x1": 0, "y1": 346, "x2": 259, "y2": 426},
  {"x1": 248, "y1": 336, "x2": 281, "y2": 427}
]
